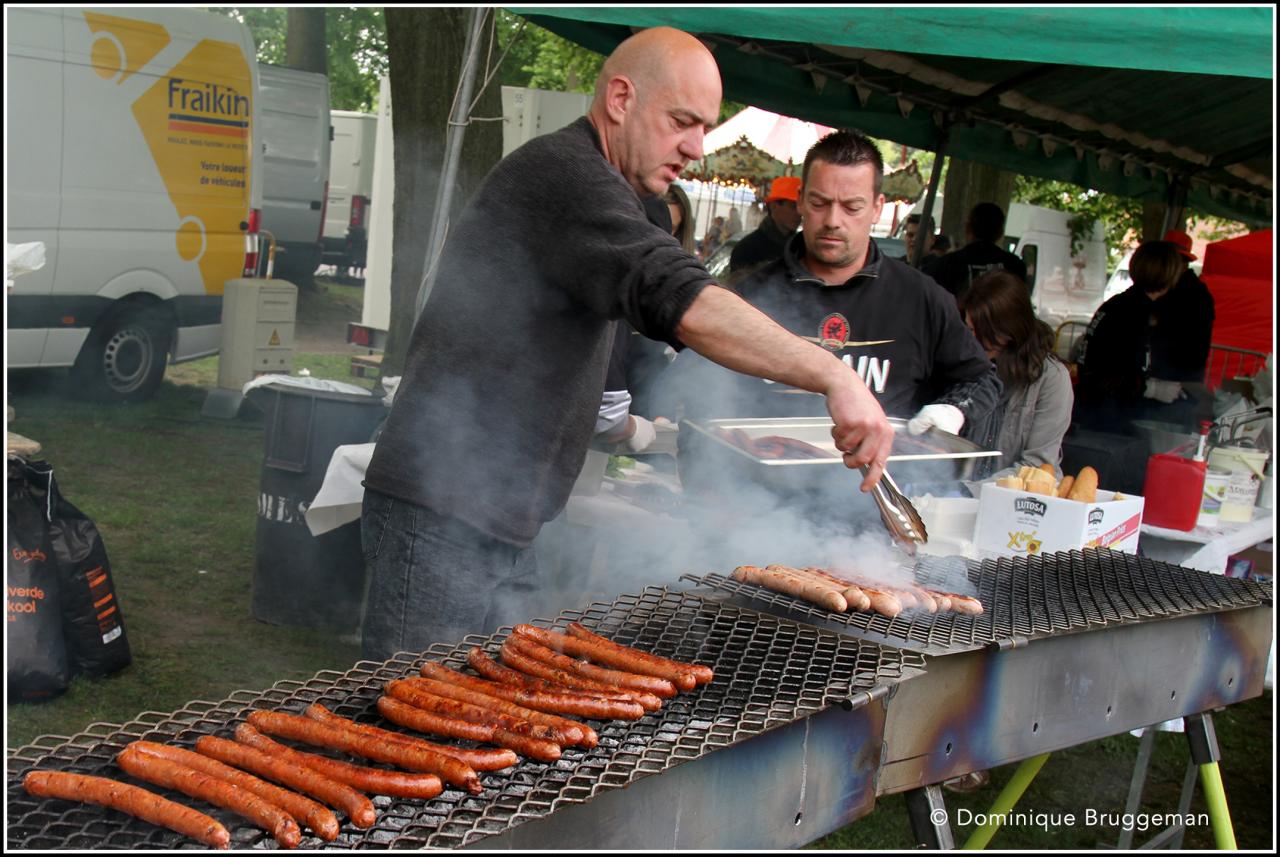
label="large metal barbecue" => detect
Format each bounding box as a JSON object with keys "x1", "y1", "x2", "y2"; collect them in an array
[{"x1": 7, "y1": 586, "x2": 925, "y2": 850}]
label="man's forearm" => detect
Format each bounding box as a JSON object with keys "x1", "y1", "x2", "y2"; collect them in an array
[{"x1": 674, "y1": 284, "x2": 845, "y2": 394}]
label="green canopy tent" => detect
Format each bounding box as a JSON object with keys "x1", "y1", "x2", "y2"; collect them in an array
[{"x1": 511, "y1": 6, "x2": 1273, "y2": 231}]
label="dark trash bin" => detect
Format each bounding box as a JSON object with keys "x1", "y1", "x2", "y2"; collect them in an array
[{"x1": 247, "y1": 382, "x2": 386, "y2": 632}]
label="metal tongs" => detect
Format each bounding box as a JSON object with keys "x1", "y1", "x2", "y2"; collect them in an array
[{"x1": 861, "y1": 465, "x2": 929, "y2": 556}]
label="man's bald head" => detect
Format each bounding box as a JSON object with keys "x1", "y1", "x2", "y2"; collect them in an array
[
  {"x1": 587, "y1": 27, "x2": 722, "y2": 196},
  {"x1": 593, "y1": 27, "x2": 719, "y2": 106}
]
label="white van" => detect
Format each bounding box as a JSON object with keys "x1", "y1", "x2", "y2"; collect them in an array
[
  {"x1": 257, "y1": 63, "x2": 330, "y2": 284},
  {"x1": 7, "y1": 7, "x2": 262, "y2": 402},
  {"x1": 323, "y1": 110, "x2": 377, "y2": 273}
]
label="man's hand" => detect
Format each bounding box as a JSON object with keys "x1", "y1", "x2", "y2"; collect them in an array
[
  {"x1": 624, "y1": 415, "x2": 657, "y2": 453},
  {"x1": 826, "y1": 372, "x2": 894, "y2": 492},
  {"x1": 908, "y1": 403, "x2": 965, "y2": 436}
]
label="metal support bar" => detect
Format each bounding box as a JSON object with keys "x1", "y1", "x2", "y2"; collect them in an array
[
  {"x1": 1159, "y1": 174, "x2": 1189, "y2": 237},
  {"x1": 961, "y1": 753, "x2": 1050, "y2": 850},
  {"x1": 1114, "y1": 727, "x2": 1158, "y2": 850},
  {"x1": 912, "y1": 124, "x2": 949, "y2": 267},
  {"x1": 905, "y1": 784, "x2": 956, "y2": 850},
  {"x1": 1185, "y1": 711, "x2": 1236, "y2": 850},
  {"x1": 415, "y1": 7, "x2": 488, "y2": 320}
]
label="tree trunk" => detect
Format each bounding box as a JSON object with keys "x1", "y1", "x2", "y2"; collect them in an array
[
  {"x1": 285, "y1": 8, "x2": 327, "y2": 74},
  {"x1": 381, "y1": 8, "x2": 503, "y2": 377},
  {"x1": 939, "y1": 158, "x2": 1017, "y2": 245},
  {"x1": 1141, "y1": 199, "x2": 1168, "y2": 242}
]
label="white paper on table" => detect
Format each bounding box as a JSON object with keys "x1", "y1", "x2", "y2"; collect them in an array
[{"x1": 305, "y1": 443, "x2": 375, "y2": 536}]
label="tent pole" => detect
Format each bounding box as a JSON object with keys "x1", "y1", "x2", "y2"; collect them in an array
[
  {"x1": 1161, "y1": 174, "x2": 1190, "y2": 236},
  {"x1": 914, "y1": 124, "x2": 950, "y2": 267},
  {"x1": 414, "y1": 6, "x2": 488, "y2": 320}
]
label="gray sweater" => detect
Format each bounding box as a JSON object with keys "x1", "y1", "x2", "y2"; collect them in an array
[
  {"x1": 990, "y1": 356, "x2": 1075, "y2": 478},
  {"x1": 365, "y1": 117, "x2": 712, "y2": 545}
]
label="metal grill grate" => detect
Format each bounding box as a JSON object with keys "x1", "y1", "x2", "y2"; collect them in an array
[
  {"x1": 8, "y1": 586, "x2": 926, "y2": 850},
  {"x1": 682, "y1": 548, "x2": 1272, "y2": 657}
]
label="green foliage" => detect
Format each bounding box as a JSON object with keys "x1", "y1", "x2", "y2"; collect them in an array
[
  {"x1": 213, "y1": 7, "x2": 386, "y2": 111},
  {"x1": 496, "y1": 11, "x2": 603, "y2": 93}
]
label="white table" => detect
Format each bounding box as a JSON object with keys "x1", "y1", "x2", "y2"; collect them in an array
[{"x1": 1138, "y1": 508, "x2": 1273, "y2": 574}]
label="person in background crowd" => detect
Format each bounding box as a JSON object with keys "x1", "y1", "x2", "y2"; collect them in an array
[
  {"x1": 958, "y1": 270, "x2": 1074, "y2": 479},
  {"x1": 729, "y1": 175, "x2": 803, "y2": 276},
  {"x1": 359, "y1": 27, "x2": 894, "y2": 660},
  {"x1": 929, "y1": 202, "x2": 1028, "y2": 300},
  {"x1": 1142, "y1": 229, "x2": 1216, "y2": 428},
  {"x1": 1072, "y1": 240, "x2": 1187, "y2": 434},
  {"x1": 666, "y1": 183, "x2": 697, "y2": 254},
  {"x1": 658, "y1": 129, "x2": 1000, "y2": 443},
  {"x1": 919, "y1": 233, "x2": 951, "y2": 280},
  {"x1": 699, "y1": 215, "x2": 727, "y2": 259},
  {"x1": 902, "y1": 212, "x2": 935, "y2": 267}
]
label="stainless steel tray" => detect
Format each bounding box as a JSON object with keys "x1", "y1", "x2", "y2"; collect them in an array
[{"x1": 681, "y1": 416, "x2": 1001, "y2": 492}]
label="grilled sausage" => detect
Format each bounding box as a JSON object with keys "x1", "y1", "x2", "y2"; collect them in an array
[
  {"x1": 396, "y1": 676, "x2": 597, "y2": 748},
  {"x1": 932, "y1": 592, "x2": 984, "y2": 615},
  {"x1": 23, "y1": 770, "x2": 230, "y2": 849},
  {"x1": 511, "y1": 625, "x2": 696, "y2": 691},
  {"x1": 245, "y1": 710, "x2": 481, "y2": 796},
  {"x1": 563, "y1": 622, "x2": 715, "y2": 687},
  {"x1": 303, "y1": 703, "x2": 518, "y2": 771},
  {"x1": 731, "y1": 565, "x2": 848, "y2": 612},
  {"x1": 194, "y1": 734, "x2": 376, "y2": 827},
  {"x1": 565, "y1": 626, "x2": 715, "y2": 687},
  {"x1": 384, "y1": 681, "x2": 569, "y2": 744},
  {"x1": 128, "y1": 741, "x2": 338, "y2": 842},
  {"x1": 116, "y1": 743, "x2": 301, "y2": 848},
  {"x1": 377, "y1": 696, "x2": 562, "y2": 763},
  {"x1": 421, "y1": 661, "x2": 647, "y2": 720},
  {"x1": 502, "y1": 633, "x2": 678, "y2": 698},
  {"x1": 467, "y1": 647, "x2": 638, "y2": 701},
  {"x1": 233, "y1": 723, "x2": 444, "y2": 799},
  {"x1": 496, "y1": 644, "x2": 664, "y2": 712}
]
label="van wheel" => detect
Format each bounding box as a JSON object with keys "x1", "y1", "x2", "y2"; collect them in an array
[{"x1": 72, "y1": 305, "x2": 172, "y2": 403}]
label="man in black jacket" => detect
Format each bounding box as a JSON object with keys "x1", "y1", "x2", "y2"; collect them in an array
[
  {"x1": 660, "y1": 130, "x2": 1000, "y2": 441},
  {"x1": 359, "y1": 29, "x2": 894, "y2": 660},
  {"x1": 729, "y1": 175, "x2": 802, "y2": 278},
  {"x1": 930, "y1": 202, "x2": 1028, "y2": 299}
]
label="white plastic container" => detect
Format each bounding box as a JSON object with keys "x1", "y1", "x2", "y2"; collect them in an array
[
  {"x1": 1197, "y1": 467, "x2": 1232, "y2": 527},
  {"x1": 1208, "y1": 446, "x2": 1269, "y2": 523}
]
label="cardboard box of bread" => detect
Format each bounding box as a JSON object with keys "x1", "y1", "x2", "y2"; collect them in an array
[{"x1": 974, "y1": 464, "x2": 1145, "y2": 558}]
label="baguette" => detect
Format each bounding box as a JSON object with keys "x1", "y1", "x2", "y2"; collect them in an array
[
  {"x1": 1067, "y1": 466, "x2": 1099, "y2": 503},
  {"x1": 1038, "y1": 463, "x2": 1056, "y2": 474},
  {"x1": 1056, "y1": 475, "x2": 1075, "y2": 498},
  {"x1": 996, "y1": 476, "x2": 1023, "y2": 490}
]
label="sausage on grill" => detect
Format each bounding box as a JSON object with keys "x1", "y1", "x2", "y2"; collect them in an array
[
  {"x1": 128, "y1": 740, "x2": 339, "y2": 841},
  {"x1": 116, "y1": 743, "x2": 301, "y2": 848},
  {"x1": 395, "y1": 677, "x2": 597, "y2": 749},
  {"x1": 234, "y1": 724, "x2": 444, "y2": 799},
  {"x1": 497, "y1": 643, "x2": 664, "y2": 712},
  {"x1": 303, "y1": 703, "x2": 518, "y2": 771},
  {"x1": 380, "y1": 684, "x2": 567, "y2": 745},
  {"x1": 468, "y1": 647, "x2": 639, "y2": 702},
  {"x1": 23, "y1": 770, "x2": 231, "y2": 849},
  {"x1": 502, "y1": 634, "x2": 677, "y2": 698},
  {"x1": 421, "y1": 661, "x2": 646, "y2": 720},
  {"x1": 377, "y1": 696, "x2": 561, "y2": 763},
  {"x1": 566, "y1": 623, "x2": 715, "y2": 685},
  {"x1": 511, "y1": 625, "x2": 701, "y2": 691},
  {"x1": 194, "y1": 734, "x2": 376, "y2": 827}
]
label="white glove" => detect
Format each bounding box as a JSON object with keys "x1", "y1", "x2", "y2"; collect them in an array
[
  {"x1": 625, "y1": 415, "x2": 658, "y2": 453},
  {"x1": 1144, "y1": 378, "x2": 1182, "y2": 404},
  {"x1": 907, "y1": 403, "x2": 965, "y2": 436}
]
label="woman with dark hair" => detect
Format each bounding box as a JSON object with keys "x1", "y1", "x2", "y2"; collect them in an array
[
  {"x1": 959, "y1": 269, "x2": 1074, "y2": 477},
  {"x1": 665, "y1": 183, "x2": 697, "y2": 254}
]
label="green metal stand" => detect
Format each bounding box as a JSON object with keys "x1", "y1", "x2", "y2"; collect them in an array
[
  {"x1": 960, "y1": 753, "x2": 1051, "y2": 850},
  {"x1": 1185, "y1": 712, "x2": 1238, "y2": 850}
]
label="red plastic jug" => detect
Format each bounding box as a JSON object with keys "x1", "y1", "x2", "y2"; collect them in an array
[{"x1": 1142, "y1": 453, "x2": 1207, "y2": 530}]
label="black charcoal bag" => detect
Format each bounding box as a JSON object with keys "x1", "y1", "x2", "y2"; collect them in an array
[
  {"x1": 23, "y1": 459, "x2": 133, "y2": 678},
  {"x1": 6, "y1": 457, "x2": 72, "y2": 701}
]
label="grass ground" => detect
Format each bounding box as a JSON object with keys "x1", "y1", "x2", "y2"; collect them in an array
[{"x1": 6, "y1": 279, "x2": 1273, "y2": 849}]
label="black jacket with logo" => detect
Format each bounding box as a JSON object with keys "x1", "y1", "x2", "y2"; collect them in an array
[
  {"x1": 929, "y1": 240, "x2": 1028, "y2": 298},
  {"x1": 657, "y1": 234, "x2": 1001, "y2": 429}
]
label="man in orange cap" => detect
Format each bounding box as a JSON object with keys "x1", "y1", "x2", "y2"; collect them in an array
[{"x1": 729, "y1": 174, "x2": 803, "y2": 277}]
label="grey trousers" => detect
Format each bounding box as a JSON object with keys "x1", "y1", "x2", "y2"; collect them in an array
[{"x1": 359, "y1": 489, "x2": 540, "y2": 662}]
